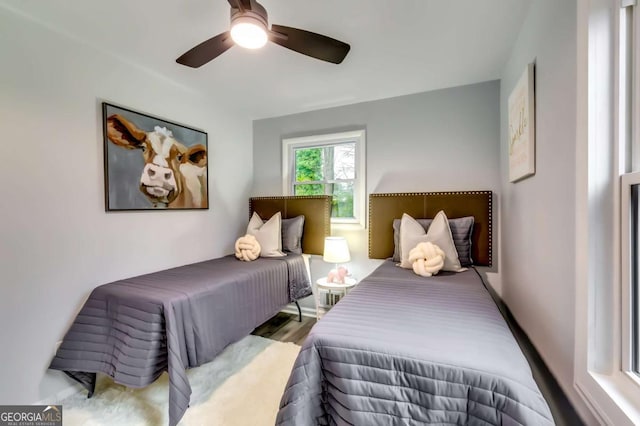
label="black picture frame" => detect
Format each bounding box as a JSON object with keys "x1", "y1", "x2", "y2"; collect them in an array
[{"x1": 102, "y1": 102, "x2": 209, "y2": 211}]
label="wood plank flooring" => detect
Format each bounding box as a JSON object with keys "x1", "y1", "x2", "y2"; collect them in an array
[
  {"x1": 482, "y1": 281, "x2": 584, "y2": 426},
  {"x1": 252, "y1": 312, "x2": 316, "y2": 346}
]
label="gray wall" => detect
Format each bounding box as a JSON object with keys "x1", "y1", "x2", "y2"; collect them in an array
[
  {"x1": 0, "y1": 7, "x2": 253, "y2": 403},
  {"x1": 499, "y1": 0, "x2": 594, "y2": 423},
  {"x1": 253, "y1": 80, "x2": 502, "y2": 308}
]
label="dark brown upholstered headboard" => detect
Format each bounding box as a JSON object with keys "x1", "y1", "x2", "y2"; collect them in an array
[
  {"x1": 249, "y1": 196, "x2": 332, "y2": 256},
  {"x1": 368, "y1": 191, "x2": 492, "y2": 266}
]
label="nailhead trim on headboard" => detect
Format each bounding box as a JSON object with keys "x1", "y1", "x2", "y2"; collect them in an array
[
  {"x1": 368, "y1": 191, "x2": 493, "y2": 266},
  {"x1": 249, "y1": 195, "x2": 330, "y2": 222},
  {"x1": 248, "y1": 195, "x2": 332, "y2": 256}
]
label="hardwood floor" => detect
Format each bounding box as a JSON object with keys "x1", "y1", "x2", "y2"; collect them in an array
[
  {"x1": 482, "y1": 281, "x2": 584, "y2": 426},
  {"x1": 252, "y1": 312, "x2": 316, "y2": 346}
]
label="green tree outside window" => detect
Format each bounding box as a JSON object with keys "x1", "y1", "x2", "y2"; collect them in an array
[{"x1": 294, "y1": 143, "x2": 355, "y2": 219}]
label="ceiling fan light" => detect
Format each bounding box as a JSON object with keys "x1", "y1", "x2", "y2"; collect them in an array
[{"x1": 230, "y1": 20, "x2": 268, "y2": 49}]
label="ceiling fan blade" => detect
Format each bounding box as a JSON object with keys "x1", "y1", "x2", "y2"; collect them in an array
[
  {"x1": 269, "y1": 24, "x2": 350, "y2": 64},
  {"x1": 176, "y1": 31, "x2": 234, "y2": 68},
  {"x1": 227, "y1": 0, "x2": 252, "y2": 11}
]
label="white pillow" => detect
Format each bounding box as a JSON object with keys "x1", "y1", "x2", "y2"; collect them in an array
[
  {"x1": 246, "y1": 212, "x2": 285, "y2": 257},
  {"x1": 399, "y1": 212, "x2": 465, "y2": 272},
  {"x1": 399, "y1": 213, "x2": 428, "y2": 268}
]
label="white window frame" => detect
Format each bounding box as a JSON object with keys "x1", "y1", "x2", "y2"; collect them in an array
[
  {"x1": 621, "y1": 173, "x2": 640, "y2": 376},
  {"x1": 575, "y1": 0, "x2": 640, "y2": 424},
  {"x1": 282, "y1": 130, "x2": 366, "y2": 228}
]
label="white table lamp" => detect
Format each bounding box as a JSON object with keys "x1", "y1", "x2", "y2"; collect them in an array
[{"x1": 323, "y1": 237, "x2": 351, "y2": 283}]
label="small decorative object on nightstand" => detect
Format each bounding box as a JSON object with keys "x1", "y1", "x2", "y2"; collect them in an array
[
  {"x1": 315, "y1": 277, "x2": 358, "y2": 319},
  {"x1": 315, "y1": 236, "x2": 355, "y2": 319},
  {"x1": 323, "y1": 236, "x2": 351, "y2": 283}
]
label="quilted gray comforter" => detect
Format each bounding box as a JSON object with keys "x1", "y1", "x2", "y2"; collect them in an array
[
  {"x1": 277, "y1": 261, "x2": 554, "y2": 425},
  {"x1": 50, "y1": 254, "x2": 310, "y2": 426}
]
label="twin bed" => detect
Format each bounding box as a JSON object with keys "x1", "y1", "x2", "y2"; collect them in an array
[
  {"x1": 49, "y1": 195, "x2": 330, "y2": 426},
  {"x1": 277, "y1": 192, "x2": 554, "y2": 425},
  {"x1": 50, "y1": 192, "x2": 554, "y2": 425}
]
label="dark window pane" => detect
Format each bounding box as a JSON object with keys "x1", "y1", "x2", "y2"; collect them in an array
[
  {"x1": 294, "y1": 184, "x2": 324, "y2": 196},
  {"x1": 633, "y1": 184, "x2": 640, "y2": 373},
  {"x1": 295, "y1": 148, "x2": 323, "y2": 182}
]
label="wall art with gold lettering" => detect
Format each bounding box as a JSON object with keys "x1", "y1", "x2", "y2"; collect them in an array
[{"x1": 508, "y1": 63, "x2": 535, "y2": 182}]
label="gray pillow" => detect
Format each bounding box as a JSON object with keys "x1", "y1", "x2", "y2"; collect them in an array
[
  {"x1": 281, "y1": 215, "x2": 305, "y2": 254},
  {"x1": 393, "y1": 216, "x2": 474, "y2": 266}
]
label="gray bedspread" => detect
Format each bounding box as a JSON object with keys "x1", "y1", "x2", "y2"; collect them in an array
[
  {"x1": 277, "y1": 261, "x2": 554, "y2": 425},
  {"x1": 50, "y1": 254, "x2": 310, "y2": 426}
]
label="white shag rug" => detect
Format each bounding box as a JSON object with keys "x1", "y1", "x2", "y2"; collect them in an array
[{"x1": 59, "y1": 335, "x2": 300, "y2": 425}]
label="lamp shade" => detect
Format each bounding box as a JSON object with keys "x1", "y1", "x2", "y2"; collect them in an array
[{"x1": 323, "y1": 237, "x2": 351, "y2": 264}]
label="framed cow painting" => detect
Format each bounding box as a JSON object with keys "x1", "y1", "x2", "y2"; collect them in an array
[{"x1": 102, "y1": 103, "x2": 208, "y2": 211}]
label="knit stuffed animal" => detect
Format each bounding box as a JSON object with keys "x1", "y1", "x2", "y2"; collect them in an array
[
  {"x1": 327, "y1": 266, "x2": 349, "y2": 284},
  {"x1": 408, "y1": 242, "x2": 445, "y2": 277},
  {"x1": 235, "y1": 234, "x2": 261, "y2": 261}
]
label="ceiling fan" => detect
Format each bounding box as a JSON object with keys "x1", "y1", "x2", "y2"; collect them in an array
[{"x1": 176, "y1": 0, "x2": 351, "y2": 68}]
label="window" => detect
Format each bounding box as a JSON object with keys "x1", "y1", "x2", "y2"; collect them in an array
[
  {"x1": 623, "y1": 174, "x2": 640, "y2": 373},
  {"x1": 575, "y1": 0, "x2": 640, "y2": 424},
  {"x1": 621, "y1": 0, "x2": 640, "y2": 381},
  {"x1": 282, "y1": 130, "x2": 366, "y2": 227}
]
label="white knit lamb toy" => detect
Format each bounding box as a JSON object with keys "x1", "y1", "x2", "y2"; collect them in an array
[
  {"x1": 235, "y1": 234, "x2": 261, "y2": 261},
  {"x1": 408, "y1": 241, "x2": 446, "y2": 277}
]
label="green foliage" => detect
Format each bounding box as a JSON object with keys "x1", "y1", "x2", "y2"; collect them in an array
[
  {"x1": 295, "y1": 148, "x2": 322, "y2": 183},
  {"x1": 294, "y1": 146, "x2": 354, "y2": 218},
  {"x1": 294, "y1": 184, "x2": 324, "y2": 196},
  {"x1": 331, "y1": 184, "x2": 354, "y2": 218}
]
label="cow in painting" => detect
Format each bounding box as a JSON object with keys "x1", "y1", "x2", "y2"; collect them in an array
[{"x1": 106, "y1": 114, "x2": 207, "y2": 209}]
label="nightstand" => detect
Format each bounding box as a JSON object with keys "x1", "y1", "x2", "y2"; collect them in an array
[{"x1": 315, "y1": 277, "x2": 358, "y2": 319}]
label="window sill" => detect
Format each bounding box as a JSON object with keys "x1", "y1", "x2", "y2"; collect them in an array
[
  {"x1": 576, "y1": 370, "x2": 640, "y2": 425},
  {"x1": 331, "y1": 222, "x2": 365, "y2": 231}
]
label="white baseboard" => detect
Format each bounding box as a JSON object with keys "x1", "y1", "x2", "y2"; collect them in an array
[
  {"x1": 35, "y1": 382, "x2": 83, "y2": 405},
  {"x1": 280, "y1": 303, "x2": 317, "y2": 318}
]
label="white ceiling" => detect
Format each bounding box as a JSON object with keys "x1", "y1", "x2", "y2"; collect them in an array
[{"x1": 2, "y1": 0, "x2": 531, "y2": 119}]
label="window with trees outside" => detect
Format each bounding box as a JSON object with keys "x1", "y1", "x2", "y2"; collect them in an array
[{"x1": 282, "y1": 130, "x2": 366, "y2": 227}]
